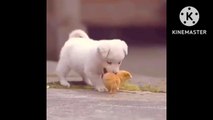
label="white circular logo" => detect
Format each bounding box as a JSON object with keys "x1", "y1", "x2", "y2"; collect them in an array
[{"x1": 179, "y1": 6, "x2": 199, "y2": 26}]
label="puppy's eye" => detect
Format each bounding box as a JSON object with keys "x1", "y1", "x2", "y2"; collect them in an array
[
  {"x1": 107, "y1": 61, "x2": 112, "y2": 65},
  {"x1": 118, "y1": 61, "x2": 121, "y2": 64}
]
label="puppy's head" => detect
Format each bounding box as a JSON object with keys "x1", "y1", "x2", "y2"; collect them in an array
[{"x1": 97, "y1": 39, "x2": 128, "y2": 73}]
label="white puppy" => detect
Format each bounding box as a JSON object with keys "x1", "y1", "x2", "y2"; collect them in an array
[{"x1": 56, "y1": 29, "x2": 128, "y2": 92}]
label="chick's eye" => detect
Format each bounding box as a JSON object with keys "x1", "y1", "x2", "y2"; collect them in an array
[{"x1": 107, "y1": 61, "x2": 112, "y2": 65}]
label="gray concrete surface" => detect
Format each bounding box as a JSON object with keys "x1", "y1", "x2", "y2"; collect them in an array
[
  {"x1": 47, "y1": 89, "x2": 166, "y2": 120},
  {"x1": 122, "y1": 46, "x2": 166, "y2": 78}
]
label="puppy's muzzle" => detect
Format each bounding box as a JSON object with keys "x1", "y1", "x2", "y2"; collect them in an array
[
  {"x1": 103, "y1": 68, "x2": 117, "y2": 74},
  {"x1": 103, "y1": 68, "x2": 107, "y2": 74},
  {"x1": 101, "y1": 68, "x2": 117, "y2": 79}
]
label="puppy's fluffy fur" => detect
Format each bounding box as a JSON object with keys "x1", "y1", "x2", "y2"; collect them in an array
[{"x1": 56, "y1": 29, "x2": 128, "y2": 92}]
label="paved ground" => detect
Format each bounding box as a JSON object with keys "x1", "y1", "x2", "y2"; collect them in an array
[
  {"x1": 47, "y1": 89, "x2": 166, "y2": 120},
  {"x1": 47, "y1": 46, "x2": 166, "y2": 120},
  {"x1": 121, "y1": 46, "x2": 166, "y2": 78}
]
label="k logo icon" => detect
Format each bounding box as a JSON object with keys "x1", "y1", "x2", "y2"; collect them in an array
[{"x1": 179, "y1": 6, "x2": 199, "y2": 27}]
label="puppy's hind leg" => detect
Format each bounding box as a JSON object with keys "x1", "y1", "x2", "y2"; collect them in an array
[{"x1": 56, "y1": 60, "x2": 71, "y2": 87}]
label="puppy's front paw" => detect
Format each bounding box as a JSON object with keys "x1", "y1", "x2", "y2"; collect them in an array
[
  {"x1": 95, "y1": 86, "x2": 108, "y2": 92},
  {"x1": 60, "y1": 80, "x2": 70, "y2": 87}
]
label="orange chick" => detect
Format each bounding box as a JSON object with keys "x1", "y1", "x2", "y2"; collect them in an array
[
  {"x1": 102, "y1": 72, "x2": 121, "y2": 94},
  {"x1": 117, "y1": 70, "x2": 132, "y2": 87}
]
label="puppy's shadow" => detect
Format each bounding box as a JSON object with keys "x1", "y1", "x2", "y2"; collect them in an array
[{"x1": 68, "y1": 81, "x2": 88, "y2": 85}]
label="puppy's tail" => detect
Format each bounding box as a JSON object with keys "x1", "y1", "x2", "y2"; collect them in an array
[{"x1": 69, "y1": 29, "x2": 89, "y2": 39}]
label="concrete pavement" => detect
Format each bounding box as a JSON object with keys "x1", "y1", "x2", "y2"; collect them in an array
[{"x1": 47, "y1": 89, "x2": 166, "y2": 120}]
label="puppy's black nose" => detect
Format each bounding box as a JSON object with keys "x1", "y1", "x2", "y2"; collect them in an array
[{"x1": 103, "y1": 68, "x2": 107, "y2": 73}]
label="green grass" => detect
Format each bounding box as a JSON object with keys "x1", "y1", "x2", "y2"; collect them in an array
[
  {"x1": 47, "y1": 74, "x2": 58, "y2": 77},
  {"x1": 140, "y1": 85, "x2": 164, "y2": 93},
  {"x1": 120, "y1": 83, "x2": 141, "y2": 91},
  {"x1": 47, "y1": 81, "x2": 165, "y2": 93},
  {"x1": 47, "y1": 82, "x2": 93, "y2": 90}
]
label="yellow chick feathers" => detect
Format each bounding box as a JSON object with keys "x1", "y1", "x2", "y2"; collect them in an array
[
  {"x1": 102, "y1": 70, "x2": 132, "y2": 94},
  {"x1": 117, "y1": 70, "x2": 132, "y2": 87},
  {"x1": 102, "y1": 72, "x2": 121, "y2": 94}
]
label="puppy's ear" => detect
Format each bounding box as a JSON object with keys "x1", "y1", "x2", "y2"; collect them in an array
[
  {"x1": 121, "y1": 41, "x2": 128, "y2": 56},
  {"x1": 97, "y1": 43, "x2": 110, "y2": 58}
]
